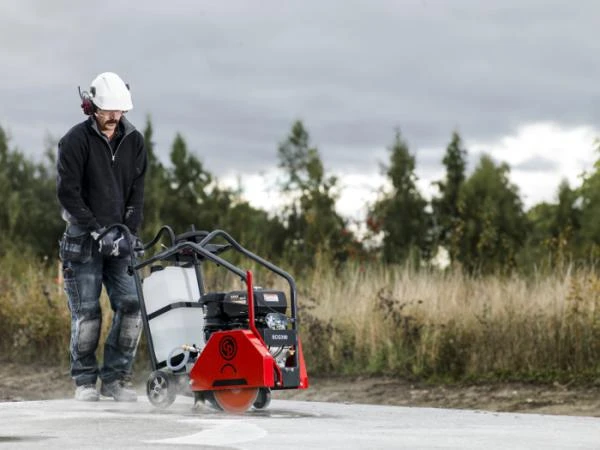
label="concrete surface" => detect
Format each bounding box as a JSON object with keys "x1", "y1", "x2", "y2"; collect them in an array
[{"x1": 0, "y1": 396, "x2": 599, "y2": 449}]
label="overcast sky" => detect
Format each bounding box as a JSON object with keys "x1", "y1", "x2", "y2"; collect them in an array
[{"x1": 2, "y1": 0, "x2": 600, "y2": 219}]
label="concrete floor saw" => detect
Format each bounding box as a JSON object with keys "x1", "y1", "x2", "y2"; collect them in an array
[{"x1": 129, "y1": 225, "x2": 309, "y2": 413}]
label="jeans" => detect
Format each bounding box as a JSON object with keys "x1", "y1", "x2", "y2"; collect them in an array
[{"x1": 60, "y1": 224, "x2": 142, "y2": 387}]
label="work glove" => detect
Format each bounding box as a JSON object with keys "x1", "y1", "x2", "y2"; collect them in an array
[
  {"x1": 132, "y1": 235, "x2": 145, "y2": 258},
  {"x1": 91, "y1": 228, "x2": 131, "y2": 258}
]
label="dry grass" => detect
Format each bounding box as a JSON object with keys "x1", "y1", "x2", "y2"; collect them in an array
[
  {"x1": 0, "y1": 260, "x2": 70, "y2": 365},
  {"x1": 299, "y1": 262, "x2": 600, "y2": 380},
  {"x1": 3, "y1": 256, "x2": 600, "y2": 382}
]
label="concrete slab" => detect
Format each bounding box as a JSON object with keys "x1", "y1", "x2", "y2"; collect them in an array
[{"x1": 0, "y1": 396, "x2": 599, "y2": 449}]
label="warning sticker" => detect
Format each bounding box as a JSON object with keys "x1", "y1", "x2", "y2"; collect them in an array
[{"x1": 263, "y1": 293, "x2": 280, "y2": 302}]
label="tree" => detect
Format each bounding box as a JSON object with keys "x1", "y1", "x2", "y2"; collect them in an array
[
  {"x1": 524, "y1": 180, "x2": 582, "y2": 270},
  {"x1": 155, "y1": 131, "x2": 287, "y2": 261},
  {"x1": 455, "y1": 154, "x2": 527, "y2": 274},
  {"x1": 431, "y1": 131, "x2": 467, "y2": 260},
  {"x1": 160, "y1": 133, "x2": 213, "y2": 233},
  {"x1": 140, "y1": 116, "x2": 171, "y2": 237},
  {"x1": 277, "y1": 121, "x2": 352, "y2": 267},
  {"x1": 577, "y1": 141, "x2": 600, "y2": 261},
  {"x1": 220, "y1": 200, "x2": 288, "y2": 260},
  {"x1": 368, "y1": 130, "x2": 428, "y2": 264},
  {"x1": 553, "y1": 180, "x2": 582, "y2": 258},
  {"x1": 0, "y1": 126, "x2": 63, "y2": 258},
  {"x1": 0, "y1": 126, "x2": 12, "y2": 237}
]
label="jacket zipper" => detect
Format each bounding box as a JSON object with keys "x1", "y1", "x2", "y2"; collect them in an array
[
  {"x1": 102, "y1": 133, "x2": 128, "y2": 165},
  {"x1": 90, "y1": 118, "x2": 134, "y2": 165}
]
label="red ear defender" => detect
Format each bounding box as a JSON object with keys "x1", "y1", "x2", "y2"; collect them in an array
[{"x1": 78, "y1": 86, "x2": 95, "y2": 115}]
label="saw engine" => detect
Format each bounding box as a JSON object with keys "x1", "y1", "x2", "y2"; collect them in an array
[
  {"x1": 202, "y1": 289, "x2": 294, "y2": 368},
  {"x1": 133, "y1": 227, "x2": 309, "y2": 413}
]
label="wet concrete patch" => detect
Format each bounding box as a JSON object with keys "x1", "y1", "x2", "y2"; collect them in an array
[
  {"x1": 0, "y1": 435, "x2": 52, "y2": 442},
  {"x1": 248, "y1": 408, "x2": 327, "y2": 419}
]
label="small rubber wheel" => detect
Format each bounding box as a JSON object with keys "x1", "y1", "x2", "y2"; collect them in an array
[
  {"x1": 146, "y1": 370, "x2": 176, "y2": 408},
  {"x1": 253, "y1": 388, "x2": 271, "y2": 409}
]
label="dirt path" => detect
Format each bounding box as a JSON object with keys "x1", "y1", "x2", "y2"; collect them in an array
[
  {"x1": 2, "y1": 363, "x2": 600, "y2": 417},
  {"x1": 276, "y1": 376, "x2": 600, "y2": 417}
]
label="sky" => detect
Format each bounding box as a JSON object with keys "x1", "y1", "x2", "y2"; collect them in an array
[{"x1": 2, "y1": 0, "x2": 600, "y2": 221}]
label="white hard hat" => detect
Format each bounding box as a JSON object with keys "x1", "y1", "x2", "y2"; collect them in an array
[{"x1": 90, "y1": 72, "x2": 133, "y2": 111}]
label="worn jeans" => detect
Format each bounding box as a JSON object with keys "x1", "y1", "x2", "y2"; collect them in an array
[{"x1": 60, "y1": 224, "x2": 142, "y2": 387}]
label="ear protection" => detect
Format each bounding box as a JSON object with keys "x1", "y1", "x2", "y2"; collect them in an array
[{"x1": 78, "y1": 86, "x2": 96, "y2": 116}]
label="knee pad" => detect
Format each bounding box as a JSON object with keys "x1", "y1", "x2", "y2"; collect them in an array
[
  {"x1": 76, "y1": 317, "x2": 101, "y2": 354},
  {"x1": 118, "y1": 312, "x2": 142, "y2": 351}
]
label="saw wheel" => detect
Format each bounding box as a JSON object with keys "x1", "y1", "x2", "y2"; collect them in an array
[
  {"x1": 212, "y1": 388, "x2": 259, "y2": 414},
  {"x1": 146, "y1": 370, "x2": 176, "y2": 409}
]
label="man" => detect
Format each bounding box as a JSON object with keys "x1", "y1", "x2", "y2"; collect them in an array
[{"x1": 56, "y1": 72, "x2": 147, "y2": 402}]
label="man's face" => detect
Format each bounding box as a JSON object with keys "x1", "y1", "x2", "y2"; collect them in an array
[{"x1": 95, "y1": 109, "x2": 123, "y2": 133}]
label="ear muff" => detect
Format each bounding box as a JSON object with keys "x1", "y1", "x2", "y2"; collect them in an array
[{"x1": 78, "y1": 86, "x2": 96, "y2": 116}]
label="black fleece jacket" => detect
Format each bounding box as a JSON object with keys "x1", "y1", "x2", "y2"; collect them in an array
[{"x1": 56, "y1": 116, "x2": 147, "y2": 233}]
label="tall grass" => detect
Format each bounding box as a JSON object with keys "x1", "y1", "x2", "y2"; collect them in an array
[
  {"x1": 0, "y1": 258, "x2": 70, "y2": 365},
  {"x1": 3, "y1": 254, "x2": 600, "y2": 383},
  {"x1": 298, "y1": 260, "x2": 600, "y2": 381}
]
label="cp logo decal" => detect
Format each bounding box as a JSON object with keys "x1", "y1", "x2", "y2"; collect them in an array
[{"x1": 219, "y1": 336, "x2": 237, "y2": 361}]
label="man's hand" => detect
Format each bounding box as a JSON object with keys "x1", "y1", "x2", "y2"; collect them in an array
[
  {"x1": 92, "y1": 228, "x2": 130, "y2": 257},
  {"x1": 90, "y1": 227, "x2": 107, "y2": 241},
  {"x1": 91, "y1": 227, "x2": 144, "y2": 258}
]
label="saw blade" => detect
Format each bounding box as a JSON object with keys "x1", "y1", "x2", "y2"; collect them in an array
[{"x1": 212, "y1": 387, "x2": 259, "y2": 414}]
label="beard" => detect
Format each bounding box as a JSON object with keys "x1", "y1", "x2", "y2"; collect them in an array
[{"x1": 95, "y1": 117, "x2": 120, "y2": 137}]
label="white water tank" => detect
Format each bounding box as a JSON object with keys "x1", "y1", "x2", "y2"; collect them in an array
[{"x1": 142, "y1": 266, "x2": 205, "y2": 365}]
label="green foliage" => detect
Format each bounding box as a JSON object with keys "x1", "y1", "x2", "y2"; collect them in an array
[
  {"x1": 138, "y1": 128, "x2": 285, "y2": 259},
  {"x1": 454, "y1": 154, "x2": 527, "y2": 274},
  {"x1": 368, "y1": 130, "x2": 429, "y2": 264},
  {"x1": 159, "y1": 132, "x2": 212, "y2": 230},
  {"x1": 141, "y1": 116, "x2": 170, "y2": 235},
  {"x1": 522, "y1": 201, "x2": 558, "y2": 271},
  {"x1": 576, "y1": 141, "x2": 600, "y2": 261},
  {"x1": 277, "y1": 121, "x2": 356, "y2": 267},
  {"x1": 522, "y1": 180, "x2": 582, "y2": 271},
  {"x1": 431, "y1": 131, "x2": 467, "y2": 260},
  {"x1": 0, "y1": 126, "x2": 63, "y2": 259}
]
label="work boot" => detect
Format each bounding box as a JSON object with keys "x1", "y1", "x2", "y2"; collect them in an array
[
  {"x1": 75, "y1": 384, "x2": 99, "y2": 401},
  {"x1": 100, "y1": 379, "x2": 138, "y2": 402}
]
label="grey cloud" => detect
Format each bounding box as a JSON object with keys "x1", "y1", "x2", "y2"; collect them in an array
[{"x1": 1, "y1": 0, "x2": 600, "y2": 179}]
